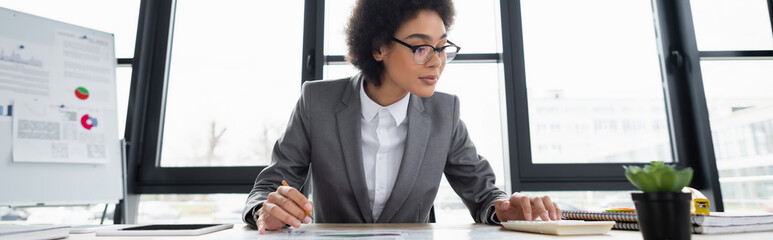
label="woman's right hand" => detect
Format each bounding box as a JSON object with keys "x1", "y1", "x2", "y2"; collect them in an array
[{"x1": 255, "y1": 186, "x2": 314, "y2": 234}]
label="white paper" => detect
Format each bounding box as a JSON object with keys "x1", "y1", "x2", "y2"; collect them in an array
[
  {"x1": 12, "y1": 99, "x2": 106, "y2": 163},
  {"x1": 257, "y1": 230, "x2": 413, "y2": 240},
  {"x1": 0, "y1": 37, "x2": 52, "y2": 97},
  {"x1": 3, "y1": 28, "x2": 116, "y2": 164}
]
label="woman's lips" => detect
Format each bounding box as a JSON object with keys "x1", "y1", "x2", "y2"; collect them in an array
[{"x1": 419, "y1": 75, "x2": 438, "y2": 85}]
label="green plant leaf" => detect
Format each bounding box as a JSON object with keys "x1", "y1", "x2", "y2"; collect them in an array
[
  {"x1": 623, "y1": 161, "x2": 693, "y2": 192},
  {"x1": 625, "y1": 166, "x2": 658, "y2": 192},
  {"x1": 672, "y1": 168, "x2": 694, "y2": 192}
]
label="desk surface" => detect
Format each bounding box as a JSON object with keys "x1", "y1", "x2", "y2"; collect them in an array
[{"x1": 67, "y1": 223, "x2": 772, "y2": 240}]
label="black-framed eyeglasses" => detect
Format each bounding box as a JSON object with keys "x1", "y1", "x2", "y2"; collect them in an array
[{"x1": 391, "y1": 37, "x2": 461, "y2": 64}]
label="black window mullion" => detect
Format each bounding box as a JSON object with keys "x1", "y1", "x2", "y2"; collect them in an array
[
  {"x1": 699, "y1": 50, "x2": 773, "y2": 60},
  {"x1": 652, "y1": 0, "x2": 723, "y2": 210},
  {"x1": 451, "y1": 53, "x2": 500, "y2": 62},
  {"x1": 134, "y1": 0, "x2": 175, "y2": 189},
  {"x1": 302, "y1": 0, "x2": 324, "y2": 83},
  {"x1": 324, "y1": 53, "x2": 501, "y2": 65},
  {"x1": 126, "y1": 0, "x2": 175, "y2": 195},
  {"x1": 769, "y1": 0, "x2": 773, "y2": 40},
  {"x1": 135, "y1": 167, "x2": 263, "y2": 194},
  {"x1": 324, "y1": 55, "x2": 346, "y2": 64},
  {"x1": 117, "y1": 58, "x2": 133, "y2": 67},
  {"x1": 499, "y1": 0, "x2": 529, "y2": 192}
]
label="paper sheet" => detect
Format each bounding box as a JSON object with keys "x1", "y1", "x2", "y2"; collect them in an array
[
  {"x1": 256, "y1": 230, "x2": 426, "y2": 240},
  {"x1": 252, "y1": 228, "x2": 508, "y2": 240},
  {"x1": 12, "y1": 99, "x2": 106, "y2": 163},
  {"x1": 2, "y1": 28, "x2": 116, "y2": 164}
]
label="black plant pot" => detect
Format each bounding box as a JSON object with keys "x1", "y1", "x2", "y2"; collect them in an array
[{"x1": 632, "y1": 192, "x2": 692, "y2": 240}]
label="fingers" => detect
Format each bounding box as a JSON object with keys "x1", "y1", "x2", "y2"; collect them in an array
[
  {"x1": 495, "y1": 199, "x2": 509, "y2": 210},
  {"x1": 258, "y1": 220, "x2": 268, "y2": 234},
  {"x1": 515, "y1": 195, "x2": 532, "y2": 221},
  {"x1": 301, "y1": 201, "x2": 314, "y2": 224},
  {"x1": 258, "y1": 185, "x2": 314, "y2": 234},
  {"x1": 304, "y1": 201, "x2": 314, "y2": 220},
  {"x1": 277, "y1": 186, "x2": 314, "y2": 215},
  {"x1": 540, "y1": 196, "x2": 558, "y2": 220},
  {"x1": 268, "y1": 191, "x2": 309, "y2": 223},
  {"x1": 257, "y1": 206, "x2": 290, "y2": 234},
  {"x1": 507, "y1": 193, "x2": 563, "y2": 221},
  {"x1": 530, "y1": 197, "x2": 550, "y2": 221},
  {"x1": 263, "y1": 202, "x2": 302, "y2": 228},
  {"x1": 257, "y1": 207, "x2": 283, "y2": 234},
  {"x1": 256, "y1": 211, "x2": 265, "y2": 234}
]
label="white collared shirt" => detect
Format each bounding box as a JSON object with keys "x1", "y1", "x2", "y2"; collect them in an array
[{"x1": 359, "y1": 83, "x2": 410, "y2": 221}]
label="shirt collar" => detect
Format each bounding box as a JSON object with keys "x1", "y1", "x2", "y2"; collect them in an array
[{"x1": 360, "y1": 82, "x2": 410, "y2": 125}]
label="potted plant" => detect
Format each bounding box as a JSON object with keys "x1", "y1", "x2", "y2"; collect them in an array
[{"x1": 624, "y1": 161, "x2": 693, "y2": 240}]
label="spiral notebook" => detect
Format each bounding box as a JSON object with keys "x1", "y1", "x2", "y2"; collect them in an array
[
  {"x1": 562, "y1": 210, "x2": 638, "y2": 222},
  {"x1": 561, "y1": 211, "x2": 773, "y2": 225},
  {"x1": 562, "y1": 211, "x2": 773, "y2": 234},
  {"x1": 613, "y1": 221, "x2": 773, "y2": 234}
]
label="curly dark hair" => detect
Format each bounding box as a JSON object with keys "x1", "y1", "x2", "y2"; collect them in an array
[{"x1": 346, "y1": 0, "x2": 455, "y2": 86}]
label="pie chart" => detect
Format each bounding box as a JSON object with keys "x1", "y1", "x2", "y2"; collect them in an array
[
  {"x1": 75, "y1": 87, "x2": 89, "y2": 100},
  {"x1": 81, "y1": 114, "x2": 98, "y2": 130}
]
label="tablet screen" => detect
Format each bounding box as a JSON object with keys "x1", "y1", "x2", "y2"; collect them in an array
[
  {"x1": 96, "y1": 223, "x2": 234, "y2": 236},
  {"x1": 119, "y1": 224, "x2": 221, "y2": 231}
]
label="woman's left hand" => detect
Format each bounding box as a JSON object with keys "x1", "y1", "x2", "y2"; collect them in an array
[{"x1": 494, "y1": 192, "x2": 561, "y2": 222}]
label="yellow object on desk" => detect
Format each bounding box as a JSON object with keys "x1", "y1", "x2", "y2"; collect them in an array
[
  {"x1": 605, "y1": 208, "x2": 635, "y2": 213},
  {"x1": 683, "y1": 186, "x2": 710, "y2": 215}
]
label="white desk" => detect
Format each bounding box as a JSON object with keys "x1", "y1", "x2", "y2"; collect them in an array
[{"x1": 66, "y1": 223, "x2": 773, "y2": 239}]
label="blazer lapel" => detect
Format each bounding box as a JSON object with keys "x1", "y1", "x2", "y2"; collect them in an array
[
  {"x1": 376, "y1": 94, "x2": 429, "y2": 223},
  {"x1": 335, "y1": 75, "x2": 374, "y2": 223}
]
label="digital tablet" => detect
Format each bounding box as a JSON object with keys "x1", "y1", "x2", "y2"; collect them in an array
[
  {"x1": 70, "y1": 225, "x2": 122, "y2": 234},
  {"x1": 95, "y1": 223, "x2": 233, "y2": 236}
]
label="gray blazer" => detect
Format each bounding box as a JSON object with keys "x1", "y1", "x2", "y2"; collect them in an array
[{"x1": 243, "y1": 74, "x2": 507, "y2": 225}]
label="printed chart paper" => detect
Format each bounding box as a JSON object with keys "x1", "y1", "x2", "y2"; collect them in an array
[
  {"x1": 1, "y1": 28, "x2": 116, "y2": 164},
  {"x1": 12, "y1": 99, "x2": 106, "y2": 163}
]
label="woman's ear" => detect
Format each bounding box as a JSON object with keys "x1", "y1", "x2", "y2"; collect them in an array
[
  {"x1": 372, "y1": 45, "x2": 389, "y2": 62},
  {"x1": 372, "y1": 48, "x2": 383, "y2": 62}
]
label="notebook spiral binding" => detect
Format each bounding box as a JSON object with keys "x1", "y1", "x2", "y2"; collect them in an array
[
  {"x1": 613, "y1": 222, "x2": 641, "y2": 231},
  {"x1": 561, "y1": 210, "x2": 639, "y2": 222}
]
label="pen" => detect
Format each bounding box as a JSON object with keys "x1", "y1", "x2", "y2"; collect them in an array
[{"x1": 282, "y1": 180, "x2": 312, "y2": 216}]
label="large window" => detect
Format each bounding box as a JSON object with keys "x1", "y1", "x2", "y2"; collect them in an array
[
  {"x1": 159, "y1": 0, "x2": 304, "y2": 167},
  {"x1": 691, "y1": 0, "x2": 773, "y2": 213},
  {"x1": 521, "y1": 0, "x2": 671, "y2": 164},
  {"x1": 497, "y1": 0, "x2": 679, "y2": 214},
  {"x1": 502, "y1": 0, "x2": 681, "y2": 191},
  {"x1": 500, "y1": 0, "x2": 725, "y2": 210},
  {"x1": 701, "y1": 61, "x2": 773, "y2": 212}
]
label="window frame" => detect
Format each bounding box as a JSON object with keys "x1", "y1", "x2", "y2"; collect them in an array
[
  {"x1": 500, "y1": 0, "x2": 727, "y2": 210},
  {"x1": 123, "y1": 0, "x2": 773, "y2": 215},
  {"x1": 125, "y1": 0, "x2": 267, "y2": 196},
  {"x1": 693, "y1": 0, "x2": 773, "y2": 210}
]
